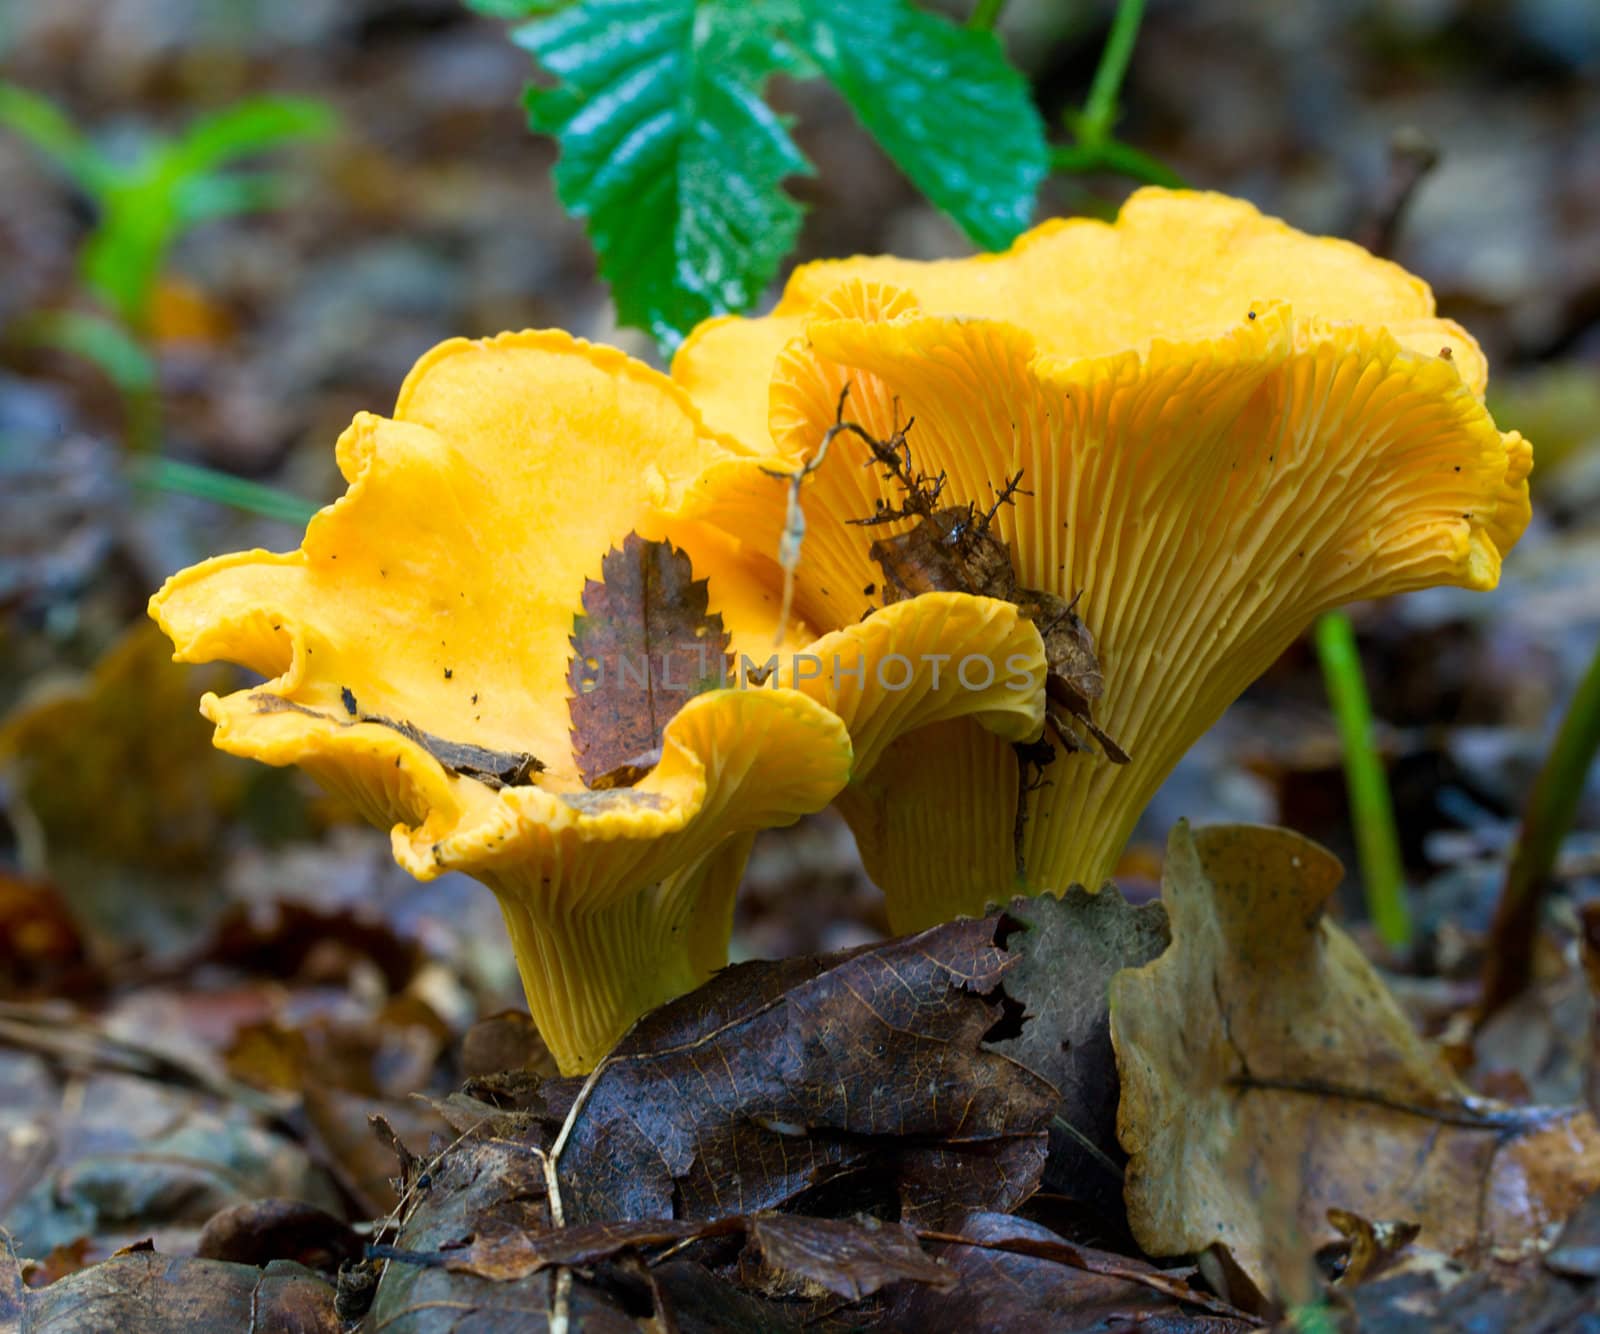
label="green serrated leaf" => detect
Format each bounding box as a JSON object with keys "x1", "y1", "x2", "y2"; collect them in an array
[
  {"x1": 515, "y1": 0, "x2": 812, "y2": 348},
  {"x1": 796, "y1": 0, "x2": 1046, "y2": 251},
  {"x1": 465, "y1": 0, "x2": 570, "y2": 16}
]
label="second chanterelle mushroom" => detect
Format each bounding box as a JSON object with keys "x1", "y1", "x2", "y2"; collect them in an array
[{"x1": 671, "y1": 188, "x2": 1533, "y2": 932}]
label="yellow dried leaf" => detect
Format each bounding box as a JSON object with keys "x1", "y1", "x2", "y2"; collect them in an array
[{"x1": 1110, "y1": 822, "x2": 1600, "y2": 1296}]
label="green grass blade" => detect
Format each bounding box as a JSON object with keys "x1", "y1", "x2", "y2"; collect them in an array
[
  {"x1": 1481, "y1": 634, "x2": 1600, "y2": 1017},
  {"x1": 0, "y1": 80, "x2": 111, "y2": 195},
  {"x1": 1316, "y1": 610, "x2": 1411, "y2": 949},
  {"x1": 131, "y1": 457, "x2": 319, "y2": 526}
]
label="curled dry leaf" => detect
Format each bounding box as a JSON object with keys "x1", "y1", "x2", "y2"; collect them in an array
[
  {"x1": 1110, "y1": 823, "x2": 1600, "y2": 1295},
  {"x1": 850, "y1": 411, "x2": 1124, "y2": 765},
  {"x1": 1346, "y1": 1191, "x2": 1600, "y2": 1331},
  {"x1": 194, "y1": 1197, "x2": 362, "y2": 1271},
  {"x1": 889, "y1": 1211, "x2": 1258, "y2": 1332}
]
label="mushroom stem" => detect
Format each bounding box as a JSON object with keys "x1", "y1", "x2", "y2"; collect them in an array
[
  {"x1": 487, "y1": 838, "x2": 749, "y2": 1074},
  {"x1": 835, "y1": 718, "x2": 1020, "y2": 933}
]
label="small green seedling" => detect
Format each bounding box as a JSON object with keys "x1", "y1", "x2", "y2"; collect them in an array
[
  {"x1": 0, "y1": 84, "x2": 334, "y2": 329},
  {"x1": 0, "y1": 84, "x2": 330, "y2": 521}
]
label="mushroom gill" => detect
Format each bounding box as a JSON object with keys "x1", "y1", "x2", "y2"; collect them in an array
[{"x1": 672, "y1": 189, "x2": 1532, "y2": 930}]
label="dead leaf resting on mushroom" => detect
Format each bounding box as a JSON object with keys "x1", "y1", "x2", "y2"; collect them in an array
[
  {"x1": 839, "y1": 405, "x2": 1127, "y2": 764},
  {"x1": 568, "y1": 532, "x2": 731, "y2": 789}
]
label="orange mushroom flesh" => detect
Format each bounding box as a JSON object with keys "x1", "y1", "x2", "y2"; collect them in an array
[
  {"x1": 673, "y1": 190, "x2": 1532, "y2": 931},
  {"x1": 152, "y1": 332, "x2": 1046, "y2": 1071}
]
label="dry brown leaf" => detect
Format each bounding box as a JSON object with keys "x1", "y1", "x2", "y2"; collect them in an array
[
  {"x1": 567, "y1": 532, "x2": 731, "y2": 788},
  {"x1": 1110, "y1": 822, "x2": 1600, "y2": 1295},
  {"x1": 1, "y1": 1240, "x2": 338, "y2": 1332},
  {"x1": 890, "y1": 1211, "x2": 1258, "y2": 1331},
  {"x1": 540, "y1": 915, "x2": 1056, "y2": 1228}
]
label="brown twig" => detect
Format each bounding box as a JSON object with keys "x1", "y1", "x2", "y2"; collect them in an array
[{"x1": 1355, "y1": 126, "x2": 1440, "y2": 260}]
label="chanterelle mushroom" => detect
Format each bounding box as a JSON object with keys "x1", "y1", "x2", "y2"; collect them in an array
[
  {"x1": 151, "y1": 331, "x2": 1046, "y2": 1072},
  {"x1": 671, "y1": 188, "x2": 1532, "y2": 932}
]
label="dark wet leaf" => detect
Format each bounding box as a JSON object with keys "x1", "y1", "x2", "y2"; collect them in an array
[
  {"x1": 390, "y1": 1210, "x2": 949, "y2": 1303},
  {"x1": 749, "y1": 1213, "x2": 949, "y2": 1300},
  {"x1": 891, "y1": 1211, "x2": 1259, "y2": 1332},
  {"x1": 542, "y1": 915, "x2": 1055, "y2": 1226},
  {"x1": 567, "y1": 533, "x2": 731, "y2": 787},
  {"x1": 368, "y1": 918, "x2": 1057, "y2": 1325},
  {"x1": 429, "y1": 1218, "x2": 709, "y2": 1278},
  {"x1": 652, "y1": 1259, "x2": 812, "y2": 1333},
  {"x1": 987, "y1": 889, "x2": 1169, "y2": 1212}
]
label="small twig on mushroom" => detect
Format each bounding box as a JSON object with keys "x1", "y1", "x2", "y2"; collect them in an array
[
  {"x1": 845, "y1": 403, "x2": 949, "y2": 529},
  {"x1": 766, "y1": 384, "x2": 923, "y2": 643},
  {"x1": 980, "y1": 471, "x2": 1032, "y2": 530}
]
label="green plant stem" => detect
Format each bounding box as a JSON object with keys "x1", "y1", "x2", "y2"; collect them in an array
[
  {"x1": 131, "y1": 456, "x2": 319, "y2": 526},
  {"x1": 1315, "y1": 611, "x2": 1411, "y2": 949},
  {"x1": 1052, "y1": 0, "x2": 1181, "y2": 190},
  {"x1": 1080, "y1": 0, "x2": 1145, "y2": 142},
  {"x1": 1480, "y1": 636, "x2": 1600, "y2": 1020},
  {"x1": 1051, "y1": 139, "x2": 1184, "y2": 188},
  {"x1": 967, "y1": 0, "x2": 1007, "y2": 30}
]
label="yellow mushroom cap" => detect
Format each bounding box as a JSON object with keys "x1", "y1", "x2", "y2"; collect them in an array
[
  {"x1": 673, "y1": 189, "x2": 1532, "y2": 930},
  {"x1": 151, "y1": 331, "x2": 1048, "y2": 1070}
]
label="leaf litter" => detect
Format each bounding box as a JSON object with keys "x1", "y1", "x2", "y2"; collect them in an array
[
  {"x1": 9, "y1": 601, "x2": 1600, "y2": 1329},
  {"x1": 7, "y1": 453, "x2": 1600, "y2": 1330},
  {"x1": 12, "y1": 819, "x2": 1600, "y2": 1327}
]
